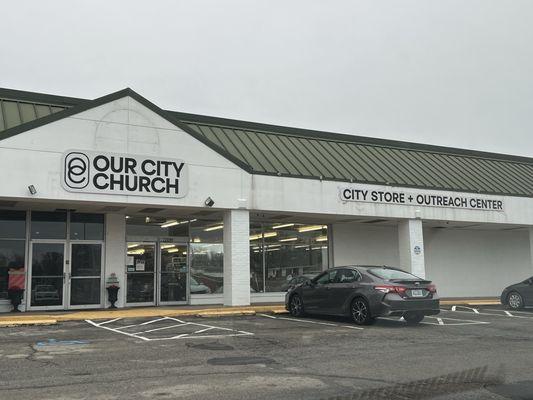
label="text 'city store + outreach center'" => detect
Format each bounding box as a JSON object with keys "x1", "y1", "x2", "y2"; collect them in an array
[{"x1": 0, "y1": 87, "x2": 532, "y2": 312}]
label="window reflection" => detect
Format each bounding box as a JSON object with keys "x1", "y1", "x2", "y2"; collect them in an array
[
  {"x1": 250, "y1": 222, "x2": 328, "y2": 292},
  {"x1": 190, "y1": 243, "x2": 223, "y2": 294}
]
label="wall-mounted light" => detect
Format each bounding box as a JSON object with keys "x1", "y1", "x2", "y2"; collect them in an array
[
  {"x1": 204, "y1": 197, "x2": 215, "y2": 207},
  {"x1": 28, "y1": 185, "x2": 37, "y2": 195}
]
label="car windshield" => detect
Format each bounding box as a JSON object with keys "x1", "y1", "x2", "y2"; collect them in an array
[{"x1": 368, "y1": 268, "x2": 420, "y2": 280}]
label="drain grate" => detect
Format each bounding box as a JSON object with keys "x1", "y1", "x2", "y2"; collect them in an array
[{"x1": 322, "y1": 366, "x2": 503, "y2": 400}]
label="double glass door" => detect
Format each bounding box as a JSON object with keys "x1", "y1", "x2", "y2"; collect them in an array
[
  {"x1": 29, "y1": 241, "x2": 103, "y2": 309},
  {"x1": 126, "y1": 242, "x2": 188, "y2": 305}
]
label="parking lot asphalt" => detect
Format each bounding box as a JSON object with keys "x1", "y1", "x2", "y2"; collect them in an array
[{"x1": 1, "y1": 305, "x2": 532, "y2": 400}]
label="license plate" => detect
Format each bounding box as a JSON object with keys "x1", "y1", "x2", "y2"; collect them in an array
[{"x1": 411, "y1": 289, "x2": 424, "y2": 297}]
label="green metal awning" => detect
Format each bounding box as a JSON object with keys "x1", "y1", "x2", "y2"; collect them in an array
[{"x1": 1, "y1": 87, "x2": 533, "y2": 198}]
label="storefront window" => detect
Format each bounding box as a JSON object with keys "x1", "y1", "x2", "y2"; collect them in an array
[
  {"x1": 126, "y1": 216, "x2": 191, "y2": 237},
  {"x1": 0, "y1": 211, "x2": 26, "y2": 299},
  {"x1": 189, "y1": 220, "x2": 224, "y2": 294},
  {"x1": 70, "y1": 213, "x2": 104, "y2": 240},
  {"x1": 250, "y1": 222, "x2": 328, "y2": 292},
  {"x1": 0, "y1": 210, "x2": 26, "y2": 239},
  {"x1": 31, "y1": 211, "x2": 67, "y2": 239}
]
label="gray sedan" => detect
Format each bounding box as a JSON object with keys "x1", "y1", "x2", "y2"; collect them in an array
[{"x1": 285, "y1": 265, "x2": 440, "y2": 325}]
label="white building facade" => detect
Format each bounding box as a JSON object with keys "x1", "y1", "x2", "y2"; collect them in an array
[{"x1": 0, "y1": 87, "x2": 532, "y2": 312}]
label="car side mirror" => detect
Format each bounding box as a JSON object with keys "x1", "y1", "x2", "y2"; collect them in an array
[
  {"x1": 528, "y1": 278, "x2": 533, "y2": 285},
  {"x1": 306, "y1": 281, "x2": 315, "y2": 288}
]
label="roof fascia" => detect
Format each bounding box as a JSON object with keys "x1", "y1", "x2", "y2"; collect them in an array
[
  {"x1": 0, "y1": 87, "x2": 87, "y2": 107},
  {"x1": 0, "y1": 88, "x2": 254, "y2": 174}
]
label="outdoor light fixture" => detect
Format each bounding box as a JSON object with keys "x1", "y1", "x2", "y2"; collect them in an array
[
  {"x1": 204, "y1": 224, "x2": 224, "y2": 232},
  {"x1": 272, "y1": 223, "x2": 295, "y2": 229},
  {"x1": 28, "y1": 185, "x2": 37, "y2": 195},
  {"x1": 298, "y1": 225, "x2": 327, "y2": 233},
  {"x1": 204, "y1": 197, "x2": 215, "y2": 207}
]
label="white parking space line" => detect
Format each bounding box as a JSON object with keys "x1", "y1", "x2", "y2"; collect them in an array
[
  {"x1": 258, "y1": 314, "x2": 364, "y2": 330},
  {"x1": 86, "y1": 317, "x2": 254, "y2": 341},
  {"x1": 96, "y1": 318, "x2": 122, "y2": 326},
  {"x1": 138, "y1": 324, "x2": 188, "y2": 334},
  {"x1": 380, "y1": 316, "x2": 489, "y2": 326},
  {"x1": 86, "y1": 320, "x2": 150, "y2": 341},
  {"x1": 444, "y1": 307, "x2": 533, "y2": 320}
]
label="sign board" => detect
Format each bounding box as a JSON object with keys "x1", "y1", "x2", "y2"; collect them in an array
[
  {"x1": 339, "y1": 186, "x2": 504, "y2": 212},
  {"x1": 61, "y1": 150, "x2": 188, "y2": 198}
]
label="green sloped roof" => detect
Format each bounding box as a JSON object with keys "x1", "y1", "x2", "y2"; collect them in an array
[
  {"x1": 1, "y1": 87, "x2": 533, "y2": 198},
  {"x1": 0, "y1": 88, "x2": 86, "y2": 131}
]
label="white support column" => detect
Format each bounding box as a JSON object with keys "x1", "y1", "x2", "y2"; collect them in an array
[
  {"x1": 223, "y1": 209, "x2": 250, "y2": 306},
  {"x1": 398, "y1": 219, "x2": 426, "y2": 278},
  {"x1": 528, "y1": 228, "x2": 533, "y2": 275},
  {"x1": 104, "y1": 214, "x2": 126, "y2": 308}
]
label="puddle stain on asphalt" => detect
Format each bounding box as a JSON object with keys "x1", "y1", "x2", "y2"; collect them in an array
[{"x1": 186, "y1": 342, "x2": 235, "y2": 351}]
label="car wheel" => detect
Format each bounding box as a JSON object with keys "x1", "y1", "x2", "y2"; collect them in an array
[
  {"x1": 404, "y1": 314, "x2": 424, "y2": 325},
  {"x1": 507, "y1": 292, "x2": 524, "y2": 309},
  {"x1": 351, "y1": 298, "x2": 375, "y2": 325},
  {"x1": 289, "y1": 294, "x2": 305, "y2": 317}
]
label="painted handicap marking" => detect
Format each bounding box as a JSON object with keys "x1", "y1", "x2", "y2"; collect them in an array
[
  {"x1": 36, "y1": 339, "x2": 90, "y2": 346},
  {"x1": 86, "y1": 317, "x2": 254, "y2": 341},
  {"x1": 258, "y1": 314, "x2": 364, "y2": 330}
]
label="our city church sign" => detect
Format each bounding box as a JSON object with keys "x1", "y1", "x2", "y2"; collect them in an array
[
  {"x1": 339, "y1": 186, "x2": 504, "y2": 212},
  {"x1": 62, "y1": 150, "x2": 188, "y2": 198}
]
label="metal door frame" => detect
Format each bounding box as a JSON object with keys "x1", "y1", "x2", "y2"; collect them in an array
[
  {"x1": 125, "y1": 241, "x2": 157, "y2": 307},
  {"x1": 27, "y1": 240, "x2": 68, "y2": 311},
  {"x1": 67, "y1": 241, "x2": 105, "y2": 310},
  {"x1": 125, "y1": 237, "x2": 190, "y2": 306},
  {"x1": 158, "y1": 241, "x2": 189, "y2": 306}
]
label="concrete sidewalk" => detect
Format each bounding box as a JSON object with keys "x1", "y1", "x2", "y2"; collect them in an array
[
  {"x1": 0, "y1": 304, "x2": 288, "y2": 327},
  {"x1": 0, "y1": 298, "x2": 500, "y2": 327}
]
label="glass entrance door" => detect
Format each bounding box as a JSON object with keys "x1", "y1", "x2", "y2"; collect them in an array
[
  {"x1": 29, "y1": 242, "x2": 66, "y2": 309},
  {"x1": 69, "y1": 243, "x2": 103, "y2": 308},
  {"x1": 126, "y1": 242, "x2": 156, "y2": 305},
  {"x1": 159, "y1": 244, "x2": 188, "y2": 304}
]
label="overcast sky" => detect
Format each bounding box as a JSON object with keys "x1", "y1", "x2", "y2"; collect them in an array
[{"x1": 1, "y1": 1, "x2": 532, "y2": 156}]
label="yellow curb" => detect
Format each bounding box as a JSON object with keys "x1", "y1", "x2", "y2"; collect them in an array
[
  {"x1": 0, "y1": 305, "x2": 288, "y2": 324},
  {"x1": 440, "y1": 299, "x2": 500, "y2": 306},
  {"x1": 0, "y1": 319, "x2": 57, "y2": 327},
  {"x1": 196, "y1": 310, "x2": 257, "y2": 317}
]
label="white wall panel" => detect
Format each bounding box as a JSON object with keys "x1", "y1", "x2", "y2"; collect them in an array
[
  {"x1": 425, "y1": 228, "x2": 533, "y2": 297},
  {"x1": 332, "y1": 223, "x2": 400, "y2": 267}
]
